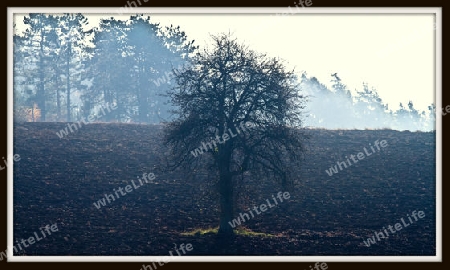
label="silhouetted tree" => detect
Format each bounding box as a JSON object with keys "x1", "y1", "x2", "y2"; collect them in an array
[
  {"x1": 21, "y1": 14, "x2": 61, "y2": 121},
  {"x1": 85, "y1": 18, "x2": 131, "y2": 121},
  {"x1": 327, "y1": 73, "x2": 354, "y2": 128},
  {"x1": 355, "y1": 82, "x2": 389, "y2": 126},
  {"x1": 163, "y1": 34, "x2": 307, "y2": 236},
  {"x1": 394, "y1": 101, "x2": 423, "y2": 131},
  {"x1": 300, "y1": 72, "x2": 334, "y2": 127},
  {"x1": 331, "y1": 72, "x2": 351, "y2": 98},
  {"x1": 58, "y1": 13, "x2": 93, "y2": 121},
  {"x1": 425, "y1": 104, "x2": 436, "y2": 131}
]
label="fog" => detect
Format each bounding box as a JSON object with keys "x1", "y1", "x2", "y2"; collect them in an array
[{"x1": 300, "y1": 72, "x2": 435, "y2": 131}]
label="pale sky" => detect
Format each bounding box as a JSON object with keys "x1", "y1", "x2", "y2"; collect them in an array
[
  {"x1": 14, "y1": 10, "x2": 436, "y2": 112},
  {"x1": 151, "y1": 14, "x2": 436, "y2": 112}
]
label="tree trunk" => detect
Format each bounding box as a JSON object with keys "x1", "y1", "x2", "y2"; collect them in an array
[
  {"x1": 66, "y1": 42, "x2": 71, "y2": 122},
  {"x1": 218, "y1": 170, "x2": 234, "y2": 236},
  {"x1": 56, "y1": 73, "x2": 61, "y2": 121},
  {"x1": 39, "y1": 36, "x2": 46, "y2": 122}
]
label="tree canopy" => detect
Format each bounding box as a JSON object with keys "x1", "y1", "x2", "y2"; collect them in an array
[
  {"x1": 14, "y1": 14, "x2": 197, "y2": 123},
  {"x1": 163, "y1": 34, "x2": 308, "y2": 235}
]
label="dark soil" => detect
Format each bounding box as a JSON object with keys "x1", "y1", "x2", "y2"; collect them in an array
[{"x1": 12, "y1": 122, "x2": 436, "y2": 256}]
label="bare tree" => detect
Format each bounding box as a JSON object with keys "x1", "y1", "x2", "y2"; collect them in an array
[{"x1": 163, "y1": 34, "x2": 308, "y2": 236}]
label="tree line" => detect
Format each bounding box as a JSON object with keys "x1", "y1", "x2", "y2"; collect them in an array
[
  {"x1": 300, "y1": 72, "x2": 435, "y2": 131},
  {"x1": 13, "y1": 14, "x2": 197, "y2": 123},
  {"x1": 13, "y1": 13, "x2": 435, "y2": 131}
]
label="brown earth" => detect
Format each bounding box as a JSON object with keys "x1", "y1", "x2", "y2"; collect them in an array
[{"x1": 12, "y1": 122, "x2": 436, "y2": 256}]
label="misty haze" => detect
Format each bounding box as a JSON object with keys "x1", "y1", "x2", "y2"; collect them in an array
[{"x1": 9, "y1": 10, "x2": 437, "y2": 260}]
